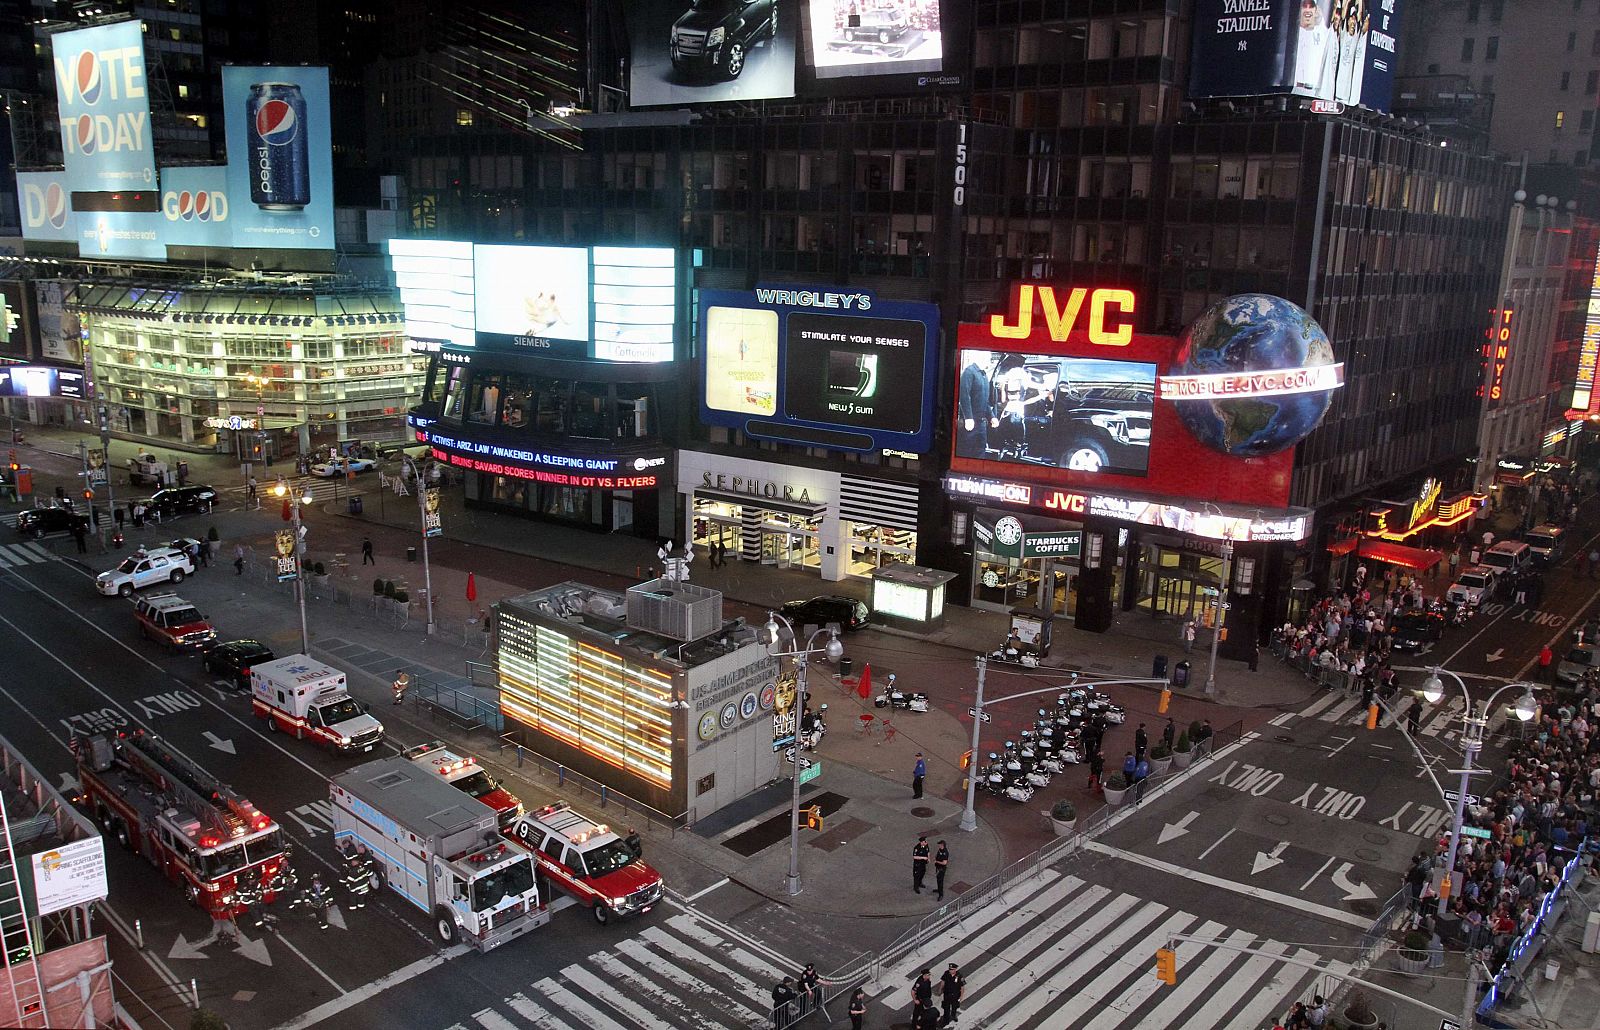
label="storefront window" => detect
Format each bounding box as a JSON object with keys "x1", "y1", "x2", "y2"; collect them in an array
[
  {"x1": 441, "y1": 366, "x2": 468, "y2": 421},
  {"x1": 466, "y1": 373, "x2": 504, "y2": 425},
  {"x1": 847, "y1": 522, "x2": 917, "y2": 577},
  {"x1": 569, "y1": 383, "x2": 608, "y2": 438},
  {"x1": 491, "y1": 475, "x2": 528, "y2": 509},
  {"x1": 1134, "y1": 543, "x2": 1222, "y2": 622},
  {"x1": 616, "y1": 385, "x2": 651, "y2": 439}
]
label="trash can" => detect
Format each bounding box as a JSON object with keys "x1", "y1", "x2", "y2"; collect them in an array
[
  {"x1": 1173, "y1": 661, "x2": 1191, "y2": 688},
  {"x1": 838, "y1": 657, "x2": 854, "y2": 678},
  {"x1": 407, "y1": 545, "x2": 418, "y2": 562},
  {"x1": 1152, "y1": 654, "x2": 1168, "y2": 680},
  {"x1": 348, "y1": 495, "x2": 363, "y2": 515}
]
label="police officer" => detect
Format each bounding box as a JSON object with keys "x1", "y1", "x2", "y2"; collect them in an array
[
  {"x1": 848, "y1": 986, "x2": 868, "y2": 1030},
  {"x1": 940, "y1": 963, "x2": 966, "y2": 1026},
  {"x1": 911, "y1": 969, "x2": 934, "y2": 1022},
  {"x1": 912, "y1": 834, "x2": 930, "y2": 893},
  {"x1": 392, "y1": 672, "x2": 410, "y2": 706},
  {"x1": 771, "y1": 976, "x2": 797, "y2": 1029},
  {"x1": 933, "y1": 840, "x2": 951, "y2": 901}
]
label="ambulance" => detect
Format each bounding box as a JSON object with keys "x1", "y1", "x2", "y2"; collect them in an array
[
  {"x1": 250, "y1": 654, "x2": 384, "y2": 753},
  {"x1": 506, "y1": 800, "x2": 664, "y2": 924},
  {"x1": 401, "y1": 740, "x2": 524, "y2": 830}
]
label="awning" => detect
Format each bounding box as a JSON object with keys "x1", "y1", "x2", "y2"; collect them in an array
[
  {"x1": 694, "y1": 488, "x2": 827, "y2": 519},
  {"x1": 1358, "y1": 539, "x2": 1445, "y2": 570},
  {"x1": 1326, "y1": 536, "x2": 1360, "y2": 557}
]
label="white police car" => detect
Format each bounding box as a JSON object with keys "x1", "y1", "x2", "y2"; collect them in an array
[
  {"x1": 96, "y1": 546, "x2": 196, "y2": 597},
  {"x1": 1445, "y1": 565, "x2": 1498, "y2": 607}
]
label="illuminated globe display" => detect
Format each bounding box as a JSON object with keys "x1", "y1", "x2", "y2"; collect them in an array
[{"x1": 1163, "y1": 294, "x2": 1343, "y2": 458}]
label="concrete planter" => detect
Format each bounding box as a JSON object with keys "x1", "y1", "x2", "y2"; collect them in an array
[
  {"x1": 1172, "y1": 749, "x2": 1193, "y2": 769},
  {"x1": 1050, "y1": 815, "x2": 1077, "y2": 837},
  {"x1": 1395, "y1": 952, "x2": 1428, "y2": 974},
  {"x1": 1150, "y1": 756, "x2": 1173, "y2": 777},
  {"x1": 1103, "y1": 785, "x2": 1129, "y2": 806}
]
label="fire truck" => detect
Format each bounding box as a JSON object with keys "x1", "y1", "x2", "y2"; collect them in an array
[
  {"x1": 506, "y1": 801, "x2": 664, "y2": 925},
  {"x1": 72, "y1": 730, "x2": 287, "y2": 920},
  {"x1": 400, "y1": 740, "x2": 524, "y2": 830},
  {"x1": 330, "y1": 757, "x2": 548, "y2": 950}
]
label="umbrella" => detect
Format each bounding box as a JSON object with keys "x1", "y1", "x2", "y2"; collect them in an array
[
  {"x1": 857, "y1": 662, "x2": 872, "y2": 701},
  {"x1": 466, "y1": 572, "x2": 477, "y2": 603}
]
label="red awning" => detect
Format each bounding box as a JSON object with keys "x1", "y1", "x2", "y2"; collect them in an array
[
  {"x1": 1326, "y1": 536, "x2": 1360, "y2": 557},
  {"x1": 1358, "y1": 539, "x2": 1445, "y2": 570}
]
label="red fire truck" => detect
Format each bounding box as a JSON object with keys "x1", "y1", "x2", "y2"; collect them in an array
[
  {"x1": 400, "y1": 740, "x2": 524, "y2": 830},
  {"x1": 73, "y1": 730, "x2": 288, "y2": 920},
  {"x1": 506, "y1": 801, "x2": 664, "y2": 925}
]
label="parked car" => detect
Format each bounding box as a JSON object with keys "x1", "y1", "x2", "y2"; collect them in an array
[
  {"x1": 203, "y1": 638, "x2": 276, "y2": 691},
  {"x1": 1557, "y1": 644, "x2": 1600, "y2": 684},
  {"x1": 96, "y1": 546, "x2": 195, "y2": 597},
  {"x1": 1389, "y1": 611, "x2": 1444, "y2": 653},
  {"x1": 15, "y1": 506, "x2": 89, "y2": 539},
  {"x1": 133, "y1": 593, "x2": 216, "y2": 650},
  {"x1": 669, "y1": 0, "x2": 778, "y2": 81},
  {"x1": 1445, "y1": 566, "x2": 1498, "y2": 607},
  {"x1": 310, "y1": 457, "x2": 377, "y2": 478},
  {"x1": 780, "y1": 595, "x2": 870, "y2": 632},
  {"x1": 141, "y1": 485, "x2": 218, "y2": 518}
]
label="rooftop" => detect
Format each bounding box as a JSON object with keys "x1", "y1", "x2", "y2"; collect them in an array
[{"x1": 500, "y1": 580, "x2": 760, "y2": 670}]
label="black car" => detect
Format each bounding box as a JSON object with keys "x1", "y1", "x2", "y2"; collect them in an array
[
  {"x1": 203, "y1": 639, "x2": 275, "y2": 690},
  {"x1": 670, "y1": 0, "x2": 778, "y2": 81},
  {"x1": 780, "y1": 595, "x2": 870, "y2": 632},
  {"x1": 15, "y1": 506, "x2": 89, "y2": 539},
  {"x1": 1390, "y1": 611, "x2": 1445, "y2": 653},
  {"x1": 142, "y1": 485, "x2": 219, "y2": 518}
]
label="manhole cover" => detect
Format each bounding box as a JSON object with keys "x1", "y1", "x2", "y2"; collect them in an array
[
  {"x1": 1355, "y1": 847, "x2": 1383, "y2": 863},
  {"x1": 1363, "y1": 831, "x2": 1390, "y2": 846},
  {"x1": 1275, "y1": 735, "x2": 1296, "y2": 743},
  {"x1": 1263, "y1": 813, "x2": 1291, "y2": 827},
  {"x1": 911, "y1": 806, "x2": 936, "y2": 818}
]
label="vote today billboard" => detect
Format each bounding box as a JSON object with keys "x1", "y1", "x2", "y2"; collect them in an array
[
  {"x1": 51, "y1": 22, "x2": 156, "y2": 191},
  {"x1": 1189, "y1": 0, "x2": 1404, "y2": 114}
]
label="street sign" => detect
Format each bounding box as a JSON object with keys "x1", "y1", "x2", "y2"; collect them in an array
[
  {"x1": 967, "y1": 708, "x2": 992, "y2": 722},
  {"x1": 800, "y1": 762, "x2": 821, "y2": 785},
  {"x1": 1460, "y1": 826, "x2": 1492, "y2": 840},
  {"x1": 783, "y1": 747, "x2": 813, "y2": 770},
  {"x1": 1443, "y1": 791, "x2": 1481, "y2": 805},
  {"x1": 1439, "y1": 1020, "x2": 1461, "y2": 1030}
]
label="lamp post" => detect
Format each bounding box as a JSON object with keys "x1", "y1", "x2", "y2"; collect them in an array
[
  {"x1": 240, "y1": 371, "x2": 271, "y2": 489},
  {"x1": 1199, "y1": 504, "x2": 1238, "y2": 698},
  {"x1": 97, "y1": 403, "x2": 116, "y2": 537},
  {"x1": 762, "y1": 611, "x2": 843, "y2": 897},
  {"x1": 273, "y1": 478, "x2": 314, "y2": 655},
  {"x1": 1420, "y1": 667, "x2": 1537, "y2": 915},
  {"x1": 402, "y1": 455, "x2": 437, "y2": 635}
]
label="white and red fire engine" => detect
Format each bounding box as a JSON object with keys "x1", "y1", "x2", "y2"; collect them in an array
[
  {"x1": 73, "y1": 729, "x2": 287, "y2": 920},
  {"x1": 506, "y1": 800, "x2": 664, "y2": 924},
  {"x1": 400, "y1": 740, "x2": 524, "y2": 830}
]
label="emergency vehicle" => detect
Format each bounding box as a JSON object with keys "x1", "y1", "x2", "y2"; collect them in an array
[
  {"x1": 400, "y1": 740, "x2": 524, "y2": 830},
  {"x1": 250, "y1": 654, "x2": 384, "y2": 752},
  {"x1": 506, "y1": 801, "x2": 664, "y2": 924},
  {"x1": 331, "y1": 757, "x2": 548, "y2": 950},
  {"x1": 72, "y1": 729, "x2": 286, "y2": 919}
]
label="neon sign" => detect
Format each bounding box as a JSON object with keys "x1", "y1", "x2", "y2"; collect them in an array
[
  {"x1": 989, "y1": 284, "x2": 1137, "y2": 347},
  {"x1": 1569, "y1": 251, "x2": 1600, "y2": 417},
  {"x1": 1158, "y1": 364, "x2": 1345, "y2": 399},
  {"x1": 1481, "y1": 307, "x2": 1513, "y2": 407}
]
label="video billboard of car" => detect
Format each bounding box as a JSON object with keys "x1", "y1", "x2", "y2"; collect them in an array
[
  {"x1": 626, "y1": 0, "x2": 797, "y2": 107},
  {"x1": 955, "y1": 349, "x2": 1157, "y2": 477},
  {"x1": 805, "y1": 0, "x2": 944, "y2": 79},
  {"x1": 221, "y1": 66, "x2": 337, "y2": 249},
  {"x1": 51, "y1": 22, "x2": 156, "y2": 192}
]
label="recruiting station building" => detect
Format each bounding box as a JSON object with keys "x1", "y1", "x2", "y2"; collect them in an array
[{"x1": 940, "y1": 286, "x2": 1324, "y2": 661}]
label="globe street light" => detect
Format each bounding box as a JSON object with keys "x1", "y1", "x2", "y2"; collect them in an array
[
  {"x1": 273, "y1": 478, "x2": 314, "y2": 655},
  {"x1": 400, "y1": 455, "x2": 437, "y2": 635},
  {"x1": 1419, "y1": 666, "x2": 1536, "y2": 914},
  {"x1": 763, "y1": 611, "x2": 843, "y2": 898}
]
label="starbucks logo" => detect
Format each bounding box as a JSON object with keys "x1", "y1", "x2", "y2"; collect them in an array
[{"x1": 994, "y1": 516, "x2": 1024, "y2": 546}]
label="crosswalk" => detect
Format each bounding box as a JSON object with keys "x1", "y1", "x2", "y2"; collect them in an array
[
  {"x1": 1272, "y1": 689, "x2": 1471, "y2": 739},
  {"x1": 0, "y1": 540, "x2": 62, "y2": 568},
  {"x1": 442, "y1": 872, "x2": 1346, "y2": 1030},
  {"x1": 223, "y1": 479, "x2": 357, "y2": 508}
]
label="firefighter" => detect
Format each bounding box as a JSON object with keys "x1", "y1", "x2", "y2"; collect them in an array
[
  {"x1": 338, "y1": 841, "x2": 374, "y2": 911},
  {"x1": 392, "y1": 672, "x2": 410, "y2": 706}
]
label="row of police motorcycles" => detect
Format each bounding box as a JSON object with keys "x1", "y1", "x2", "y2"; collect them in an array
[{"x1": 978, "y1": 688, "x2": 1125, "y2": 803}]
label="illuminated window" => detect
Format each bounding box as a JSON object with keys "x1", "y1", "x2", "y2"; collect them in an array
[
  {"x1": 456, "y1": 109, "x2": 474, "y2": 127},
  {"x1": 1556, "y1": 111, "x2": 1566, "y2": 130},
  {"x1": 177, "y1": 84, "x2": 190, "y2": 98}
]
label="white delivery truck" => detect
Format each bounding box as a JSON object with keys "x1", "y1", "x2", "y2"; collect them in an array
[
  {"x1": 249, "y1": 654, "x2": 384, "y2": 753},
  {"x1": 331, "y1": 756, "x2": 548, "y2": 949},
  {"x1": 127, "y1": 451, "x2": 171, "y2": 486}
]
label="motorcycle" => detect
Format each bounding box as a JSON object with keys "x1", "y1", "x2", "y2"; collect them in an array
[
  {"x1": 874, "y1": 687, "x2": 929, "y2": 713},
  {"x1": 1004, "y1": 741, "x2": 1051, "y2": 788},
  {"x1": 988, "y1": 646, "x2": 1041, "y2": 668},
  {"x1": 798, "y1": 704, "x2": 828, "y2": 751},
  {"x1": 979, "y1": 754, "x2": 1035, "y2": 802},
  {"x1": 1021, "y1": 731, "x2": 1064, "y2": 775}
]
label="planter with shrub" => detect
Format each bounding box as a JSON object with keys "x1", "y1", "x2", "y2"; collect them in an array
[
  {"x1": 1149, "y1": 742, "x2": 1173, "y2": 776},
  {"x1": 1050, "y1": 799, "x2": 1077, "y2": 835},
  {"x1": 1395, "y1": 929, "x2": 1430, "y2": 974},
  {"x1": 1103, "y1": 772, "x2": 1129, "y2": 805},
  {"x1": 1173, "y1": 732, "x2": 1193, "y2": 769}
]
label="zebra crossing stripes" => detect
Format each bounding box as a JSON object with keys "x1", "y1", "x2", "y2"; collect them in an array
[{"x1": 0, "y1": 541, "x2": 58, "y2": 567}]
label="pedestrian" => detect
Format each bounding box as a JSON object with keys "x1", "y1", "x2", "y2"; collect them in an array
[
  {"x1": 912, "y1": 834, "x2": 930, "y2": 893},
  {"x1": 233, "y1": 543, "x2": 245, "y2": 575},
  {"x1": 132, "y1": 502, "x2": 145, "y2": 528},
  {"x1": 185, "y1": 539, "x2": 200, "y2": 567},
  {"x1": 933, "y1": 840, "x2": 950, "y2": 900},
  {"x1": 911, "y1": 969, "x2": 933, "y2": 1023},
  {"x1": 362, "y1": 536, "x2": 375, "y2": 565},
  {"x1": 771, "y1": 976, "x2": 797, "y2": 1029},
  {"x1": 1406, "y1": 701, "x2": 1421, "y2": 738},
  {"x1": 1134, "y1": 722, "x2": 1149, "y2": 762},
  {"x1": 1591, "y1": 549, "x2": 1599, "y2": 580},
  {"x1": 71, "y1": 522, "x2": 86, "y2": 554},
  {"x1": 1307, "y1": 995, "x2": 1329, "y2": 1027},
  {"x1": 940, "y1": 963, "x2": 965, "y2": 1026},
  {"x1": 247, "y1": 476, "x2": 258, "y2": 507},
  {"x1": 1087, "y1": 748, "x2": 1105, "y2": 792},
  {"x1": 1162, "y1": 717, "x2": 1175, "y2": 751},
  {"x1": 1134, "y1": 755, "x2": 1150, "y2": 803},
  {"x1": 198, "y1": 538, "x2": 211, "y2": 567},
  {"x1": 1539, "y1": 644, "x2": 1554, "y2": 681},
  {"x1": 1199, "y1": 719, "x2": 1214, "y2": 754},
  {"x1": 1181, "y1": 619, "x2": 1196, "y2": 653},
  {"x1": 799, "y1": 963, "x2": 821, "y2": 1014},
  {"x1": 392, "y1": 672, "x2": 410, "y2": 706},
  {"x1": 912, "y1": 752, "x2": 926, "y2": 799},
  {"x1": 114, "y1": 505, "x2": 125, "y2": 531},
  {"x1": 848, "y1": 987, "x2": 867, "y2": 1030}
]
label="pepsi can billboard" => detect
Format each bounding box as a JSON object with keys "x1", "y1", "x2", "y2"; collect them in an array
[
  {"x1": 50, "y1": 22, "x2": 156, "y2": 190},
  {"x1": 222, "y1": 67, "x2": 335, "y2": 249},
  {"x1": 17, "y1": 172, "x2": 77, "y2": 243},
  {"x1": 160, "y1": 166, "x2": 232, "y2": 249}
]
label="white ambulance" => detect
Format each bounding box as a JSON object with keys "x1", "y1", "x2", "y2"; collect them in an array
[{"x1": 250, "y1": 654, "x2": 384, "y2": 753}]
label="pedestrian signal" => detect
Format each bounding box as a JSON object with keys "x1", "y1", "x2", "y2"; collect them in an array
[
  {"x1": 1155, "y1": 947, "x2": 1177, "y2": 985},
  {"x1": 1438, "y1": 872, "x2": 1452, "y2": 900},
  {"x1": 803, "y1": 805, "x2": 823, "y2": 831},
  {"x1": 1158, "y1": 688, "x2": 1171, "y2": 715},
  {"x1": 1366, "y1": 704, "x2": 1378, "y2": 730},
  {"x1": 960, "y1": 749, "x2": 973, "y2": 770},
  {"x1": 82, "y1": 488, "x2": 94, "y2": 501}
]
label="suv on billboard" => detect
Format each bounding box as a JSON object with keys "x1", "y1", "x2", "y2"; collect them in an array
[
  {"x1": 842, "y1": 11, "x2": 910, "y2": 44},
  {"x1": 670, "y1": 0, "x2": 779, "y2": 81}
]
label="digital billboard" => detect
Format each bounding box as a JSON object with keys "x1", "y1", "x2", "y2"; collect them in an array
[
  {"x1": 221, "y1": 67, "x2": 336, "y2": 250},
  {"x1": 0, "y1": 366, "x2": 86, "y2": 399},
  {"x1": 1189, "y1": 0, "x2": 1403, "y2": 114},
  {"x1": 803, "y1": 0, "x2": 960, "y2": 85},
  {"x1": 593, "y1": 247, "x2": 676, "y2": 362},
  {"x1": 51, "y1": 22, "x2": 155, "y2": 191},
  {"x1": 388, "y1": 239, "x2": 475, "y2": 350},
  {"x1": 626, "y1": 0, "x2": 797, "y2": 107},
  {"x1": 955, "y1": 350, "x2": 1156, "y2": 477},
  {"x1": 0, "y1": 282, "x2": 30, "y2": 359},
  {"x1": 474, "y1": 244, "x2": 591, "y2": 351},
  {"x1": 699, "y1": 286, "x2": 939, "y2": 453},
  {"x1": 34, "y1": 280, "x2": 82, "y2": 364}
]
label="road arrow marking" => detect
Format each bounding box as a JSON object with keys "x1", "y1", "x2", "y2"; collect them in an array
[
  {"x1": 324, "y1": 905, "x2": 348, "y2": 931},
  {"x1": 1157, "y1": 811, "x2": 1198, "y2": 845},
  {"x1": 167, "y1": 933, "x2": 210, "y2": 961},
  {"x1": 233, "y1": 931, "x2": 272, "y2": 966},
  {"x1": 1485, "y1": 648, "x2": 1505, "y2": 663},
  {"x1": 1251, "y1": 842, "x2": 1290, "y2": 875},
  {"x1": 202, "y1": 731, "x2": 236, "y2": 755},
  {"x1": 1331, "y1": 862, "x2": 1376, "y2": 902}
]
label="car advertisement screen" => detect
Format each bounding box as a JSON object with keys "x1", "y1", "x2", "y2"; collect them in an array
[
  {"x1": 51, "y1": 22, "x2": 156, "y2": 191},
  {"x1": 955, "y1": 350, "x2": 1156, "y2": 477},
  {"x1": 473, "y1": 244, "x2": 591, "y2": 349},
  {"x1": 699, "y1": 287, "x2": 939, "y2": 453},
  {"x1": 626, "y1": 0, "x2": 797, "y2": 107},
  {"x1": 221, "y1": 66, "x2": 336, "y2": 249},
  {"x1": 805, "y1": 0, "x2": 944, "y2": 79}
]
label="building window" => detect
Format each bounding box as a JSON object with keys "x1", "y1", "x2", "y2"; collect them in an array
[
  {"x1": 1581, "y1": 110, "x2": 1595, "y2": 131},
  {"x1": 1466, "y1": 0, "x2": 1479, "y2": 21},
  {"x1": 455, "y1": 108, "x2": 473, "y2": 127},
  {"x1": 1485, "y1": 37, "x2": 1499, "y2": 60},
  {"x1": 1562, "y1": 71, "x2": 1571, "y2": 91},
  {"x1": 1568, "y1": 31, "x2": 1578, "y2": 51},
  {"x1": 1461, "y1": 38, "x2": 1474, "y2": 61},
  {"x1": 1488, "y1": 0, "x2": 1503, "y2": 20},
  {"x1": 1593, "y1": 28, "x2": 1600, "y2": 55},
  {"x1": 1483, "y1": 74, "x2": 1495, "y2": 92},
  {"x1": 1556, "y1": 111, "x2": 1566, "y2": 130},
  {"x1": 177, "y1": 83, "x2": 190, "y2": 98}
]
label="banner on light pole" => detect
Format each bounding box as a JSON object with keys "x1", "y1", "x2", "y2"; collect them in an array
[{"x1": 423, "y1": 487, "x2": 442, "y2": 538}]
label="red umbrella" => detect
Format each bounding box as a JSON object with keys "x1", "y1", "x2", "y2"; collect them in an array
[
  {"x1": 466, "y1": 572, "x2": 477, "y2": 603},
  {"x1": 857, "y1": 662, "x2": 872, "y2": 700}
]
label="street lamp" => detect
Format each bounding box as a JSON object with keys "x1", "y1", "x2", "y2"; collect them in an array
[
  {"x1": 762, "y1": 611, "x2": 843, "y2": 897},
  {"x1": 1420, "y1": 667, "x2": 1537, "y2": 914},
  {"x1": 240, "y1": 371, "x2": 272, "y2": 495},
  {"x1": 401, "y1": 455, "x2": 437, "y2": 635},
  {"x1": 97, "y1": 403, "x2": 116, "y2": 538},
  {"x1": 273, "y1": 478, "x2": 315, "y2": 655},
  {"x1": 1199, "y1": 503, "x2": 1239, "y2": 698}
]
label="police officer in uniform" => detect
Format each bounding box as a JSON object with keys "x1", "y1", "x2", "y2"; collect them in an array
[
  {"x1": 940, "y1": 963, "x2": 966, "y2": 1025},
  {"x1": 933, "y1": 840, "x2": 951, "y2": 900},
  {"x1": 848, "y1": 986, "x2": 868, "y2": 1029},
  {"x1": 912, "y1": 834, "x2": 930, "y2": 893}
]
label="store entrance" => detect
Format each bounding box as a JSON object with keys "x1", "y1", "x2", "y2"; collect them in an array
[
  {"x1": 1136, "y1": 543, "x2": 1221, "y2": 621},
  {"x1": 761, "y1": 516, "x2": 819, "y2": 570},
  {"x1": 972, "y1": 556, "x2": 1079, "y2": 617}
]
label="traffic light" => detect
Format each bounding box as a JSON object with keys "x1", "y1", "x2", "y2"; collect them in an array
[
  {"x1": 1154, "y1": 947, "x2": 1177, "y2": 985},
  {"x1": 82, "y1": 488, "x2": 94, "y2": 502},
  {"x1": 803, "y1": 805, "x2": 823, "y2": 831},
  {"x1": 1158, "y1": 688, "x2": 1171, "y2": 715}
]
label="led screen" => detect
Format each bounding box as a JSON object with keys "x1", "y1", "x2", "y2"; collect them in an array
[
  {"x1": 805, "y1": 0, "x2": 946, "y2": 79},
  {"x1": 0, "y1": 366, "x2": 85, "y2": 399},
  {"x1": 626, "y1": 0, "x2": 798, "y2": 107},
  {"x1": 473, "y1": 245, "x2": 590, "y2": 343},
  {"x1": 704, "y1": 306, "x2": 779, "y2": 415},
  {"x1": 955, "y1": 350, "x2": 1157, "y2": 477},
  {"x1": 782, "y1": 312, "x2": 927, "y2": 433},
  {"x1": 0, "y1": 282, "x2": 29, "y2": 360}
]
